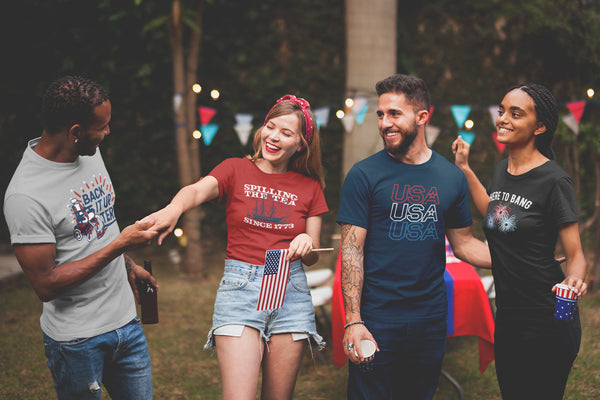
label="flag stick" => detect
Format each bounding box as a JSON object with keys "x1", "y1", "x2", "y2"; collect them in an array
[{"x1": 312, "y1": 248, "x2": 334, "y2": 252}]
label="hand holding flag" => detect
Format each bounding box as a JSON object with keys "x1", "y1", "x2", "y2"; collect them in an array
[{"x1": 257, "y1": 249, "x2": 291, "y2": 311}]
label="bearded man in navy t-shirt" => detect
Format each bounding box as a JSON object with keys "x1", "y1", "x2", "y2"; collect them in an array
[{"x1": 337, "y1": 74, "x2": 491, "y2": 400}]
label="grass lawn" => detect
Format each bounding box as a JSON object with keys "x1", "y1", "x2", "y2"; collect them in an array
[{"x1": 1, "y1": 246, "x2": 599, "y2": 399}]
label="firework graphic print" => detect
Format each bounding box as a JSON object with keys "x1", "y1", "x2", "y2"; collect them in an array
[{"x1": 488, "y1": 202, "x2": 518, "y2": 233}]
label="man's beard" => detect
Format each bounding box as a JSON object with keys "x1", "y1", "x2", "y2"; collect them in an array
[{"x1": 382, "y1": 122, "x2": 418, "y2": 157}]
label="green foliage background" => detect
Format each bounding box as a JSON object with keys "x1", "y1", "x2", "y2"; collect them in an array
[{"x1": 1, "y1": 0, "x2": 599, "y2": 245}]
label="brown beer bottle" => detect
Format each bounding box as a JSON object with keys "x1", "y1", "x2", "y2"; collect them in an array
[{"x1": 138, "y1": 260, "x2": 159, "y2": 324}]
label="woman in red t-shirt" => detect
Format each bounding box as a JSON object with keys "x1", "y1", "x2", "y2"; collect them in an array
[{"x1": 143, "y1": 95, "x2": 328, "y2": 400}]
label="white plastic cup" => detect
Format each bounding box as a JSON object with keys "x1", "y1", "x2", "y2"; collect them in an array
[{"x1": 354, "y1": 339, "x2": 376, "y2": 372}]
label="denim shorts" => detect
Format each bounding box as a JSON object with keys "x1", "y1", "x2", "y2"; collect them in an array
[
  {"x1": 204, "y1": 259, "x2": 324, "y2": 351},
  {"x1": 43, "y1": 317, "x2": 152, "y2": 400}
]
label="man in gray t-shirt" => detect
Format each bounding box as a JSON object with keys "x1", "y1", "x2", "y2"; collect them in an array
[{"x1": 3, "y1": 76, "x2": 158, "y2": 399}]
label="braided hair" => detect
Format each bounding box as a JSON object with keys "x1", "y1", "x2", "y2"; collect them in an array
[
  {"x1": 509, "y1": 83, "x2": 558, "y2": 160},
  {"x1": 42, "y1": 75, "x2": 109, "y2": 134}
]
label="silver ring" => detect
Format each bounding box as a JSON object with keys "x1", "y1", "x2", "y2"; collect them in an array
[{"x1": 347, "y1": 343, "x2": 354, "y2": 351}]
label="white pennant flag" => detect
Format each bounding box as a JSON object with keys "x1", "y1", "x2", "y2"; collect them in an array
[
  {"x1": 313, "y1": 107, "x2": 330, "y2": 129},
  {"x1": 235, "y1": 113, "x2": 253, "y2": 126},
  {"x1": 341, "y1": 114, "x2": 355, "y2": 132},
  {"x1": 352, "y1": 96, "x2": 368, "y2": 115},
  {"x1": 425, "y1": 125, "x2": 441, "y2": 145},
  {"x1": 488, "y1": 105, "x2": 498, "y2": 127},
  {"x1": 562, "y1": 114, "x2": 579, "y2": 136},
  {"x1": 234, "y1": 124, "x2": 254, "y2": 145}
]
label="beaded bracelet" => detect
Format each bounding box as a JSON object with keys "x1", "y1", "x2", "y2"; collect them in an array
[{"x1": 343, "y1": 320, "x2": 365, "y2": 329}]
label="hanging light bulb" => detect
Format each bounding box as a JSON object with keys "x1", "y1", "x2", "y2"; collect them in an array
[
  {"x1": 192, "y1": 84, "x2": 202, "y2": 94},
  {"x1": 587, "y1": 88, "x2": 595, "y2": 98},
  {"x1": 465, "y1": 120, "x2": 474, "y2": 130},
  {"x1": 211, "y1": 90, "x2": 220, "y2": 100},
  {"x1": 345, "y1": 98, "x2": 354, "y2": 108},
  {"x1": 192, "y1": 129, "x2": 202, "y2": 139},
  {"x1": 336, "y1": 110, "x2": 345, "y2": 119}
]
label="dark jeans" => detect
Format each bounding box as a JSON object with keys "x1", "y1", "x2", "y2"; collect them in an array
[
  {"x1": 494, "y1": 307, "x2": 581, "y2": 400},
  {"x1": 347, "y1": 316, "x2": 447, "y2": 400}
]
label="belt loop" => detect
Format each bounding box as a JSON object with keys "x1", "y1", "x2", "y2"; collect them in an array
[{"x1": 249, "y1": 264, "x2": 257, "y2": 281}]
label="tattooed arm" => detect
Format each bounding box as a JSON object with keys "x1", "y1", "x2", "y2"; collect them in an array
[
  {"x1": 340, "y1": 223, "x2": 366, "y2": 324},
  {"x1": 340, "y1": 223, "x2": 378, "y2": 363}
]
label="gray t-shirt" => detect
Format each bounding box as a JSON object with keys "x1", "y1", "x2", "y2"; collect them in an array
[{"x1": 4, "y1": 138, "x2": 136, "y2": 341}]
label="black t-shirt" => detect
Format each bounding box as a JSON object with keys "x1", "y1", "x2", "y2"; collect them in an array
[{"x1": 483, "y1": 159, "x2": 578, "y2": 311}]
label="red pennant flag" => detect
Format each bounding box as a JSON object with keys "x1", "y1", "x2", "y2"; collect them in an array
[
  {"x1": 198, "y1": 106, "x2": 217, "y2": 126},
  {"x1": 567, "y1": 101, "x2": 586, "y2": 124},
  {"x1": 492, "y1": 132, "x2": 506, "y2": 153},
  {"x1": 426, "y1": 105, "x2": 435, "y2": 125}
]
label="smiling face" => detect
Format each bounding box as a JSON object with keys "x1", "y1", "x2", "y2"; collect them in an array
[
  {"x1": 259, "y1": 113, "x2": 303, "y2": 171},
  {"x1": 377, "y1": 92, "x2": 422, "y2": 157},
  {"x1": 496, "y1": 89, "x2": 545, "y2": 146},
  {"x1": 74, "y1": 100, "x2": 111, "y2": 156}
]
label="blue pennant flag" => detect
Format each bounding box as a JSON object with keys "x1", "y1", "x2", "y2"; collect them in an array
[
  {"x1": 458, "y1": 130, "x2": 475, "y2": 145},
  {"x1": 355, "y1": 103, "x2": 369, "y2": 125},
  {"x1": 201, "y1": 123, "x2": 219, "y2": 146},
  {"x1": 451, "y1": 105, "x2": 472, "y2": 128}
]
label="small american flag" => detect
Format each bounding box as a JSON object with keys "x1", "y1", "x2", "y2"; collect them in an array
[{"x1": 257, "y1": 249, "x2": 291, "y2": 311}]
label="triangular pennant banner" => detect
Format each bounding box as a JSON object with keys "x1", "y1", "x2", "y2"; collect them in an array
[
  {"x1": 201, "y1": 123, "x2": 219, "y2": 146},
  {"x1": 173, "y1": 93, "x2": 183, "y2": 113},
  {"x1": 314, "y1": 107, "x2": 330, "y2": 129},
  {"x1": 458, "y1": 130, "x2": 475, "y2": 145},
  {"x1": 426, "y1": 105, "x2": 435, "y2": 125},
  {"x1": 492, "y1": 132, "x2": 506, "y2": 153},
  {"x1": 341, "y1": 114, "x2": 355, "y2": 132},
  {"x1": 355, "y1": 103, "x2": 369, "y2": 125},
  {"x1": 235, "y1": 113, "x2": 253, "y2": 126},
  {"x1": 352, "y1": 96, "x2": 368, "y2": 115},
  {"x1": 234, "y1": 123, "x2": 253, "y2": 145},
  {"x1": 562, "y1": 114, "x2": 580, "y2": 136},
  {"x1": 567, "y1": 101, "x2": 586, "y2": 124},
  {"x1": 198, "y1": 106, "x2": 217, "y2": 126},
  {"x1": 488, "y1": 105, "x2": 498, "y2": 127},
  {"x1": 451, "y1": 105, "x2": 472, "y2": 128},
  {"x1": 425, "y1": 125, "x2": 441, "y2": 145}
]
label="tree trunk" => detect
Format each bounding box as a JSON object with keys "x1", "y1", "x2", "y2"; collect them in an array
[
  {"x1": 342, "y1": 0, "x2": 397, "y2": 179},
  {"x1": 169, "y1": 0, "x2": 204, "y2": 275}
]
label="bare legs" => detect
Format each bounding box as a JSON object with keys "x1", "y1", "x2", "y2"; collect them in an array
[{"x1": 215, "y1": 327, "x2": 305, "y2": 400}]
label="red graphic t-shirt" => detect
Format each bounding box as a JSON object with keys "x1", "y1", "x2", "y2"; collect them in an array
[{"x1": 209, "y1": 157, "x2": 329, "y2": 265}]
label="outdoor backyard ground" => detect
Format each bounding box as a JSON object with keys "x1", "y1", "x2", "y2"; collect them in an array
[{"x1": 1, "y1": 245, "x2": 599, "y2": 399}]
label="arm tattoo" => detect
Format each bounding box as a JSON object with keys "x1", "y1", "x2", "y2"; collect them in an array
[
  {"x1": 340, "y1": 224, "x2": 364, "y2": 321},
  {"x1": 123, "y1": 254, "x2": 133, "y2": 275}
]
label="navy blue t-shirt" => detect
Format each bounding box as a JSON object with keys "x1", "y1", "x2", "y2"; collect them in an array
[{"x1": 337, "y1": 150, "x2": 472, "y2": 322}]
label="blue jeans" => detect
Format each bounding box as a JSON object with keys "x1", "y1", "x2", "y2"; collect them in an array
[
  {"x1": 348, "y1": 316, "x2": 447, "y2": 400},
  {"x1": 43, "y1": 317, "x2": 153, "y2": 400}
]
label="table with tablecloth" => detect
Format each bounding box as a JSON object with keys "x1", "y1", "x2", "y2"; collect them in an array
[{"x1": 331, "y1": 251, "x2": 495, "y2": 374}]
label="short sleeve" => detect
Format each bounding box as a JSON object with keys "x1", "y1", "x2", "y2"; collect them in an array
[
  {"x1": 4, "y1": 193, "x2": 56, "y2": 244},
  {"x1": 445, "y1": 173, "x2": 472, "y2": 229},
  {"x1": 548, "y1": 176, "x2": 578, "y2": 226},
  {"x1": 308, "y1": 181, "x2": 329, "y2": 217},
  {"x1": 336, "y1": 165, "x2": 371, "y2": 229},
  {"x1": 207, "y1": 158, "x2": 237, "y2": 202}
]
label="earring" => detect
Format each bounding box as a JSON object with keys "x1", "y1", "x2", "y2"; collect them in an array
[{"x1": 74, "y1": 138, "x2": 78, "y2": 144}]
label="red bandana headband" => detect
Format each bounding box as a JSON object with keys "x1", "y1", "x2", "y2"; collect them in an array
[{"x1": 264, "y1": 94, "x2": 314, "y2": 144}]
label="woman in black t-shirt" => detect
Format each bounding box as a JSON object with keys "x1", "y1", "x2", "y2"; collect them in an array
[{"x1": 451, "y1": 83, "x2": 587, "y2": 400}]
